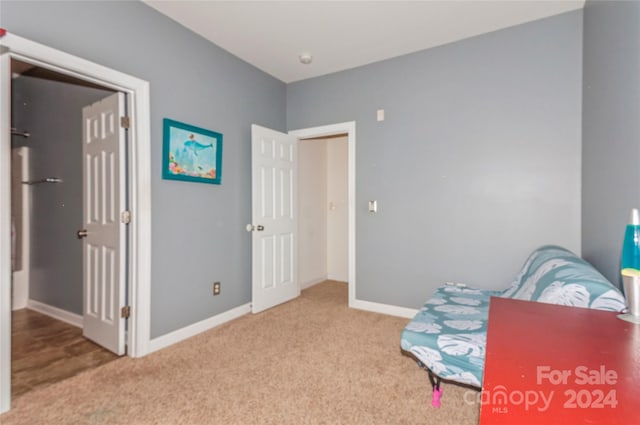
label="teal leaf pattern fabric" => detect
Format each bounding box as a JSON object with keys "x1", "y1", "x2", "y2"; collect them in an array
[
  {"x1": 591, "y1": 290, "x2": 629, "y2": 311},
  {"x1": 502, "y1": 245, "x2": 627, "y2": 311},
  {"x1": 401, "y1": 246, "x2": 627, "y2": 389},
  {"x1": 401, "y1": 285, "x2": 497, "y2": 388}
]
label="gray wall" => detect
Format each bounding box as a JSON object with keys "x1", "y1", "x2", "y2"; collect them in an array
[
  {"x1": 2, "y1": 0, "x2": 589, "y2": 329},
  {"x1": 11, "y1": 76, "x2": 113, "y2": 314},
  {"x1": 582, "y1": 0, "x2": 640, "y2": 287},
  {"x1": 287, "y1": 11, "x2": 584, "y2": 307},
  {"x1": 1, "y1": 1, "x2": 286, "y2": 338}
]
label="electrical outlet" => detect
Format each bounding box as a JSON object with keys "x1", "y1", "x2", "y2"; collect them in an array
[{"x1": 213, "y1": 281, "x2": 221, "y2": 296}]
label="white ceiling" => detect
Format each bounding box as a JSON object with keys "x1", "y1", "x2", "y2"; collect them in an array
[{"x1": 144, "y1": 0, "x2": 585, "y2": 83}]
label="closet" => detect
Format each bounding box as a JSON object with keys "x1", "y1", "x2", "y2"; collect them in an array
[{"x1": 9, "y1": 60, "x2": 118, "y2": 397}]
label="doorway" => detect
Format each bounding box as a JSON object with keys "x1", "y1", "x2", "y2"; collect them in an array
[
  {"x1": 289, "y1": 122, "x2": 356, "y2": 308},
  {"x1": 1, "y1": 33, "x2": 152, "y2": 414},
  {"x1": 249, "y1": 122, "x2": 356, "y2": 313},
  {"x1": 298, "y1": 134, "x2": 349, "y2": 290},
  {"x1": 9, "y1": 60, "x2": 121, "y2": 397}
]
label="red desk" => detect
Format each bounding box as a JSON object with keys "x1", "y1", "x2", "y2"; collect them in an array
[{"x1": 480, "y1": 297, "x2": 640, "y2": 424}]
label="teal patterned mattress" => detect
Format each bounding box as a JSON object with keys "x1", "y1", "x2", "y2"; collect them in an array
[
  {"x1": 401, "y1": 245, "x2": 627, "y2": 389},
  {"x1": 400, "y1": 284, "x2": 497, "y2": 388}
]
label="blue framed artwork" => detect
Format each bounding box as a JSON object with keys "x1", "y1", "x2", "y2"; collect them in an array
[{"x1": 162, "y1": 118, "x2": 223, "y2": 184}]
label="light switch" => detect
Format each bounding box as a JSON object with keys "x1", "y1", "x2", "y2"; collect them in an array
[
  {"x1": 368, "y1": 200, "x2": 378, "y2": 213},
  {"x1": 376, "y1": 109, "x2": 385, "y2": 121}
]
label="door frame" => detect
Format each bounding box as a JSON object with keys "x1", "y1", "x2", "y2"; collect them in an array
[
  {"x1": 0, "y1": 33, "x2": 152, "y2": 413},
  {"x1": 289, "y1": 122, "x2": 356, "y2": 308}
]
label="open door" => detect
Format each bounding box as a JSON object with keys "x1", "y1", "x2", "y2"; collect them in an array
[
  {"x1": 250, "y1": 125, "x2": 299, "y2": 313},
  {"x1": 81, "y1": 92, "x2": 127, "y2": 355}
]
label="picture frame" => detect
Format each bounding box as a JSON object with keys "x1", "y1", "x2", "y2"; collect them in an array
[{"x1": 162, "y1": 118, "x2": 223, "y2": 184}]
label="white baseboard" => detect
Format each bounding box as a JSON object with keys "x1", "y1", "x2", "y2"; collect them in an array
[
  {"x1": 148, "y1": 303, "x2": 251, "y2": 354},
  {"x1": 300, "y1": 275, "x2": 328, "y2": 290},
  {"x1": 146, "y1": 296, "x2": 415, "y2": 355},
  {"x1": 27, "y1": 299, "x2": 83, "y2": 328},
  {"x1": 350, "y1": 298, "x2": 418, "y2": 319}
]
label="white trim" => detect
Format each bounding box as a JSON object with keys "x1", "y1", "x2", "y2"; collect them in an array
[
  {"x1": 350, "y1": 299, "x2": 418, "y2": 319},
  {"x1": 26, "y1": 300, "x2": 83, "y2": 328},
  {"x1": 289, "y1": 122, "x2": 357, "y2": 310},
  {"x1": 148, "y1": 303, "x2": 251, "y2": 354},
  {"x1": 0, "y1": 33, "x2": 152, "y2": 413},
  {"x1": 126, "y1": 79, "x2": 152, "y2": 359},
  {"x1": 300, "y1": 275, "x2": 329, "y2": 290},
  {"x1": 0, "y1": 46, "x2": 12, "y2": 415}
]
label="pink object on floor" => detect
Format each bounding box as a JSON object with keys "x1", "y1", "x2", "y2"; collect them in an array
[{"x1": 431, "y1": 387, "x2": 443, "y2": 408}]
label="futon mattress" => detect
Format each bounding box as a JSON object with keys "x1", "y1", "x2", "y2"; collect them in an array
[{"x1": 400, "y1": 284, "x2": 500, "y2": 388}]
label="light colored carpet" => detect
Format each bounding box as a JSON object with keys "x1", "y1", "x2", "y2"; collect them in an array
[{"x1": 0, "y1": 281, "x2": 480, "y2": 424}]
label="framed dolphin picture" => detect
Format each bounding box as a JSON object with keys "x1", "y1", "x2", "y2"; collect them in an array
[{"x1": 162, "y1": 118, "x2": 223, "y2": 184}]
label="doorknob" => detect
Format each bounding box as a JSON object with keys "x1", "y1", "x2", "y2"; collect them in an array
[
  {"x1": 77, "y1": 229, "x2": 88, "y2": 239},
  {"x1": 245, "y1": 224, "x2": 265, "y2": 232}
]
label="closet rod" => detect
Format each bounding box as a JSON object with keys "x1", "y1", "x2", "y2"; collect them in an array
[
  {"x1": 22, "y1": 178, "x2": 63, "y2": 185},
  {"x1": 11, "y1": 128, "x2": 31, "y2": 138}
]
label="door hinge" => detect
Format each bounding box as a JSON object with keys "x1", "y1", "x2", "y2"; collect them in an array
[
  {"x1": 121, "y1": 210, "x2": 131, "y2": 224},
  {"x1": 120, "y1": 116, "x2": 130, "y2": 129},
  {"x1": 121, "y1": 305, "x2": 131, "y2": 319}
]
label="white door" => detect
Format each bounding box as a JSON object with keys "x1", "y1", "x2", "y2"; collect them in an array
[
  {"x1": 251, "y1": 125, "x2": 299, "y2": 313},
  {"x1": 81, "y1": 92, "x2": 127, "y2": 355}
]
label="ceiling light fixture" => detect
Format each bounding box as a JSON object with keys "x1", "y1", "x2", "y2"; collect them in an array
[{"x1": 299, "y1": 53, "x2": 313, "y2": 65}]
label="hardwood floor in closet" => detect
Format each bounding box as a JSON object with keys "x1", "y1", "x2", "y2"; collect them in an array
[{"x1": 11, "y1": 309, "x2": 119, "y2": 397}]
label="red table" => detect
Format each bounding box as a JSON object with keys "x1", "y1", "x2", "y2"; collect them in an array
[{"x1": 479, "y1": 297, "x2": 640, "y2": 424}]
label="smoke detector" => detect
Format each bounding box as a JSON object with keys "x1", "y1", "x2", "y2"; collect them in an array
[{"x1": 299, "y1": 53, "x2": 313, "y2": 65}]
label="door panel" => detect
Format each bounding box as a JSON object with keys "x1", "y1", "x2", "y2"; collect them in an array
[
  {"x1": 251, "y1": 125, "x2": 298, "y2": 313},
  {"x1": 82, "y1": 92, "x2": 126, "y2": 355}
]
